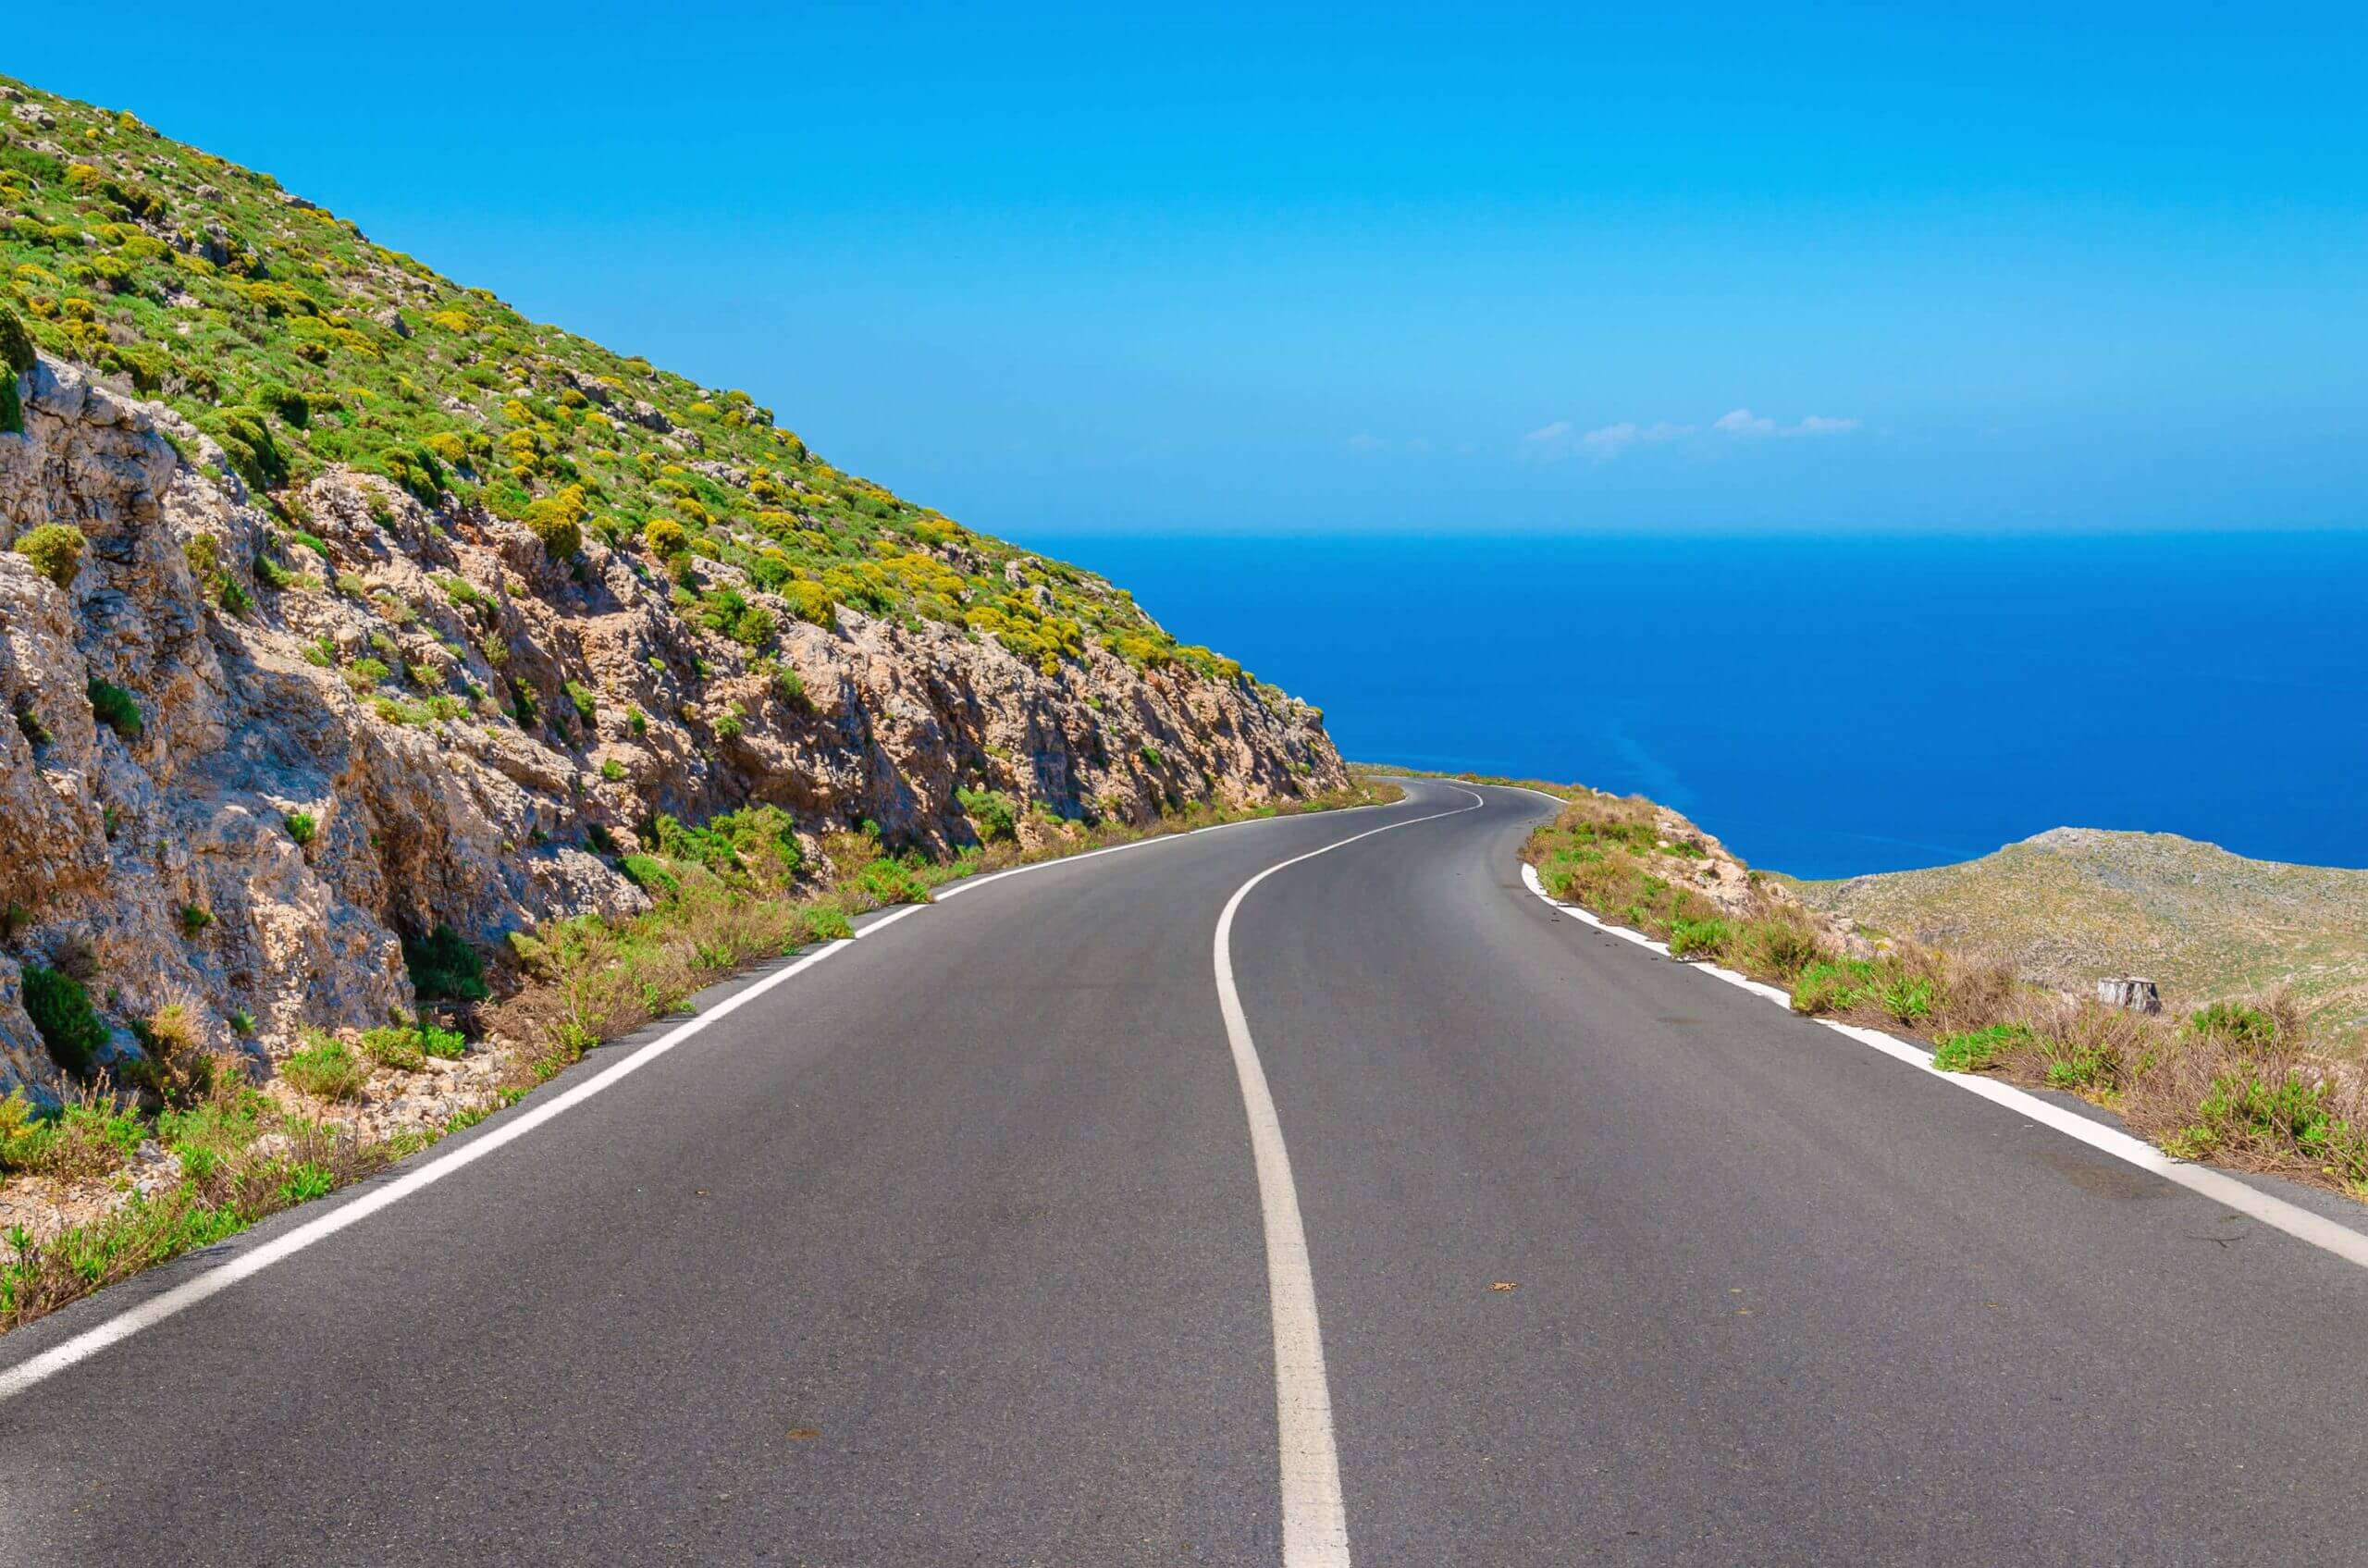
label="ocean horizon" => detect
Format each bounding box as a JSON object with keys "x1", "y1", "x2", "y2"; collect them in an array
[{"x1": 1017, "y1": 529, "x2": 2368, "y2": 880}]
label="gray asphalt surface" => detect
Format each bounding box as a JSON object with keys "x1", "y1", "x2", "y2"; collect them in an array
[{"x1": 2, "y1": 779, "x2": 2363, "y2": 1565}]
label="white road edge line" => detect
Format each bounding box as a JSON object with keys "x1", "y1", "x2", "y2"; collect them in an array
[
  {"x1": 931, "y1": 795, "x2": 1397, "y2": 903},
  {"x1": 1214, "y1": 785, "x2": 1486, "y2": 1568},
  {"x1": 1510, "y1": 833, "x2": 2368, "y2": 1272},
  {"x1": 0, "y1": 784, "x2": 1425, "y2": 1401},
  {"x1": 0, "y1": 936, "x2": 858, "y2": 1403}
]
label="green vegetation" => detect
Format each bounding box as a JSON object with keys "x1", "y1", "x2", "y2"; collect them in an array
[
  {"x1": 1666, "y1": 917, "x2": 1731, "y2": 959},
  {"x1": 21, "y1": 965, "x2": 107, "y2": 1077},
  {"x1": 2190, "y1": 1001, "x2": 2277, "y2": 1049},
  {"x1": 280, "y1": 1034, "x2": 365, "y2": 1101},
  {"x1": 1932, "y1": 1022, "x2": 2029, "y2": 1074},
  {"x1": 85, "y1": 676, "x2": 141, "y2": 739},
  {"x1": 12, "y1": 522, "x2": 84, "y2": 587},
  {"x1": 1523, "y1": 784, "x2": 2368, "y2": 1203},
  {"x1": 0, "y1": 302, "x2": 36, "y2": 375},
  {"x1": 358, "y1": 1019, "x2": 465, "y2": 1070},
  {"x1": 282, "y1": 809, "x2": 317, "y2": 846},
  {"x1": 401, "y1": 922, "x2": 488, "y2": 1002},
  {"x1": 0, "y1": 75, "x2": 1254, "y2": 685},
  {"x1": 956, "y1": 786, "x2": 1018, "y2": 843},
  {"x1": 0, "y1": 1092, "x2": 142, "y2": 1178}
]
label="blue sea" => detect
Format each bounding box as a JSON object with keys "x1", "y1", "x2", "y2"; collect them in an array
[{"x1": 1016, "y1": 532, "x2": 2368, "y2": 879}]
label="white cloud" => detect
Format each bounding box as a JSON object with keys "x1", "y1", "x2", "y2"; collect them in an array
[
  {"x1": 1715, "y1": 407, "x2": 1859, "y2": 439},
  {"x1": 1344, "y1": 432, "x2": 1386, "y2": 454},
  {"x1": 1526, "y1": 409, "x2": 1860, "y2": 461},
  {"x1": 1575, "y1": 420, "x2": 1697, "y2": 461}
]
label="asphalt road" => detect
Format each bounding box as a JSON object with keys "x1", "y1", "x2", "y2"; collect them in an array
[{"x1": 3, "y1": 779, "x2": 2365, "y2": 1565}]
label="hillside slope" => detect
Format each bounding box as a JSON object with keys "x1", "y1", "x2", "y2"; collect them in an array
[
  {"x1": 0, "y1": 76, "x2": 1343, "y2": 1092},
  {"x1": 1791, "y1": 829, "x2": 2368, "y2": 1040}
]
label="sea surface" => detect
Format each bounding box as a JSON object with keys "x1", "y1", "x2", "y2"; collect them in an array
[{"x1": 1015, "y1": 531, "x2": 2368, "y2": 879}]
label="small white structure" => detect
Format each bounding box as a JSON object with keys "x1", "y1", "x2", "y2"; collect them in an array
[{"x1": 2097, "y1": 977, "x2": 2162, "y2": 1014}]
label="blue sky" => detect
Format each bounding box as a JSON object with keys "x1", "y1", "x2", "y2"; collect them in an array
[{"x1": 8, "y1": 3, "x2": 2364, "y2": 534}]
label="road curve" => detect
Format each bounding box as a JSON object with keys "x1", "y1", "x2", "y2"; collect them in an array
[{"x1": 2, "y1": 779, "x2": 2365, "y2": 1564}]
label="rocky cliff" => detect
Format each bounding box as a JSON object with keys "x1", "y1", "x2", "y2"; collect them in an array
[{"x1": 0, "y1": 78, "x2": 1344, "y2": 1093}]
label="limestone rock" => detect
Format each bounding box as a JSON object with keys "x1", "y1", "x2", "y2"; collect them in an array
[{"x1": 0, "y1": 355, "x2": 1343, "y2": 1093}]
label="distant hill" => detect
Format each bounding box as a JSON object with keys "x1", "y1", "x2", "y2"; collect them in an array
[{"x1": 1789, "y1": 830, "x2": 2368, "y2": 1042}]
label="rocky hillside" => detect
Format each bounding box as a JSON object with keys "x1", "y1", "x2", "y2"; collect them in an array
[
  {"x1": 1791, "y1": 829, "x2": 2368, "y2": 1041},
  {"x1": 0, "y1": 76, "x2": 1343, "y2": 1093}
]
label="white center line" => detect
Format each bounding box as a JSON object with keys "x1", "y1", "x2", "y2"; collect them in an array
[{"x1": 1211, "y1": 786, "x2": 1485, "y2": 1568}]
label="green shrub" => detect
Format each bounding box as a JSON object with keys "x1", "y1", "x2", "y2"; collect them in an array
[
  {"x1": 0, "y1": 373, "x2": 20, "y2": 437},
  {"x1": 2043, "y1": 1042, "x2": 2118, "y2": 1092},
  {"x1": 13, "y1": 523, "x2": 85, "y2": 588},
  {"x1": 731, "y1": 604, "x2": 776, "y2": 650},
  {"x1": 643, "y1": 518, "x2": 687, "y2": 559},
  {"x1": 14, "y1": 701, "x2": 50, "y2": 748},
  {"x1": 956, "y1": 786, "x2": 1018, "y2": 843},
  {"x1": 86, "y1": 677, "x2": 142, "y2": 739},
  {"x1": 281, "y1": 1034, "x2": 366, "y2": 1101},
  {"x1": 1734, "y1": 915, "x2": 1823, "y2": 980},
  {"x1": 2178, "y1": 1072, "x2": 2365, "y2": 1182},
  {"x1": 179, "y1": 903, "x2": 214, "y2": 936},
  {"x1": 1790, "y1": 958, "x2": 1874, "y2": 1016},
  {"x1": 600, "y1": 758, "x2": 625, "y2": 783},
  {"x1": 278, "y1": 1162, "x2": 337, "y2": 1203},
  {"x1": 283, "y1": 810, "x2": 318, "y2": 846},
  {"x1": 524, "y1": 497, "x2": 583, "y2": 560},
  {"x1": 1880, "y1": 970, "x2": 1938, "y2": 1024},
  {"x1": 401, "y1": 923, "x2": 488, "y2": 1002},
  {"x1": 1667, "y1": 917, "x2": 1731, "y2": 959},
  {"x1": 0, "y1": 1093, "x2": 141, "y2": 1178},
  {"x1": 619, "y1": 854, "x2": 678, "y2": 898},
  {"x1": 2189, "y1": 1001, "x2": 2277, "y2": 1050},
  {"x1": 203, "y1": 405, "x2": 290, "y2": 490},
  {"x1": 252, "y1": 379, "x2": 309, "y2": 427},
  {"x1": 357, "y1": 1019, "x2": 462, "y2": 1069},
  {"x1": 0, "y1": 305, "x2": 36, "y2": 376},
  {"x1": 564, "y1": 680, "x2": 596, "y2": 724},
  {"x1": 0, "y1": 1090, "x2": 46, "y2": 1170},
  {"x1": 1932, "y1": 1022, "x2": 2027, "y2": 1074},
  {"x1": 853, "y1": 857, "x2": 926, "y2": 907},
  {"x1": 1140, "y1": 744, "x2": 1165, "y2": 770},
  {"x1": 377, "y1": 444, "x2": 447, "y2": 507},
  {"x1": 23, "y1": 965, "x2": 108, "y2": 1076}
]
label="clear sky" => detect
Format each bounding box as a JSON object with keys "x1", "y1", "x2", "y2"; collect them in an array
[{"x1": 8, "y1": 3, "x2": 2363, "y2": 535}]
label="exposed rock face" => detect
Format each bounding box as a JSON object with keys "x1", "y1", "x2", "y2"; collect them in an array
[{"x1": 0, "y1": 359, "x2": 1344, "y2": 1091}]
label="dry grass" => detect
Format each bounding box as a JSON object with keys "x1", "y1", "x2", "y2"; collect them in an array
[
  {"x1": 1523, "y1": 794, "x2": 2368, "y2": 1200},
  {"x1": 1, "y1": 1105, "x2": 396, "y2": 1329}
]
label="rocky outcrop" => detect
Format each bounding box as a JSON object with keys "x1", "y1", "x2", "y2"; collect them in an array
[{"x1": 0, "y1": 358, "x2": 1344, "y2": 1092}]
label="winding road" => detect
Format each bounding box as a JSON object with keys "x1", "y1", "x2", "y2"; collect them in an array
[{"x1": 3, "y1": 779, "x2": 2365, "y2": 1564}]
